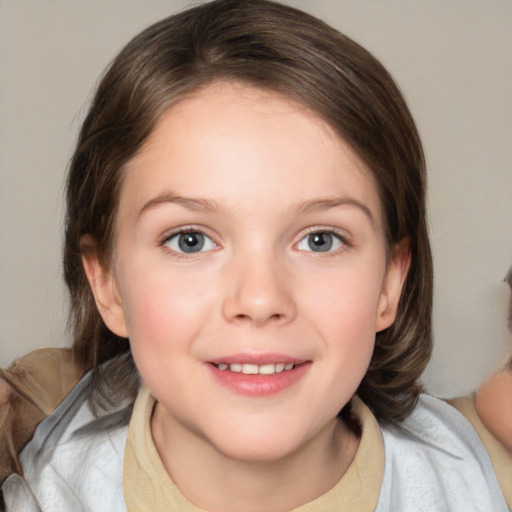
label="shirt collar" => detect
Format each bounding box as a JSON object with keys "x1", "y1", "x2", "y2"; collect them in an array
[{"x1": 123, "y1": 385, "x2": 384, "y2": 511}]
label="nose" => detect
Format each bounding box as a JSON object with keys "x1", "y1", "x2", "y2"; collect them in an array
[{"x1": 222, "y1": 253, "x2": 297, "y2": 327}]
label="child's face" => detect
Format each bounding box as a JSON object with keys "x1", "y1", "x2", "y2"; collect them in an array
[{"x1": 86, "y1": 82, "x2": 407, "y2": 462}]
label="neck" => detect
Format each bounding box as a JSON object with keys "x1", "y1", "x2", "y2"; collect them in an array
[{"x1": 151, "y1": 405, "x2": 359, "y2": 512}]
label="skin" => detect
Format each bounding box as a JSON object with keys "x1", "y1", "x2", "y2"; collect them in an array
[
  {"x1": 83, "y1": 82, "x2": 409, "y2": 512},
  {"x1": 476, "y1": 369, "x2": 512, "y2": 451},
  {"x1": 476, "y1": 275, "x2": 512, "y2": 451}
]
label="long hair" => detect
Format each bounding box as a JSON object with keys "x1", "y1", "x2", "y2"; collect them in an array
[{"x1": 64, "y1": 0, "x2": 432, "y2": 423}]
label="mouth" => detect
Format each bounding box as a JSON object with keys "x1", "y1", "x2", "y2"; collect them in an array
[
  {"x1": 207, "y1": 356, "x2": 310, "y2": 396},
  {"x1": 212, "y1": 362, "x2": 299, "y2": 375}
]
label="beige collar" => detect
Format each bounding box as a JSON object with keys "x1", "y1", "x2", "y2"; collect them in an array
[{"x1": 123, "y1": 385, "x2": 384, "y2": 512}]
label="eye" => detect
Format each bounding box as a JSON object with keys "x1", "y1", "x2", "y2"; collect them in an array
[
  {"x1": 296, "y1": 231, "x2": 345, "y2": 253},
  {"x1": 163, "y1": 230, "x2": 217, "y2": 254}
]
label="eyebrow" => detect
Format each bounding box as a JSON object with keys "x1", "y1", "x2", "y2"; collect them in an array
[
  {"x1": 138, "y1": 192, "x2": 374, "y2": 224},
  {"x1": 294, "y1": 197, "x2": 375, "y2": 224},
  {"x1": 138, "y1": 192, "x2": 220, "y2": 218}
]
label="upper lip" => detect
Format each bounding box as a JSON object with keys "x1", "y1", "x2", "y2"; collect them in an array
[{"x1": 208, "y1": 353, "x2": 308, "y2": 365}]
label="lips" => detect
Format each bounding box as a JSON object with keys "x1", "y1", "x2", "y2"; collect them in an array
[
  {"x1": 207, "y1": 354, "x2": 311, "y2": 396},
  {"x1": 208, "y1": 353, "x2": 307, "y2": 375}
]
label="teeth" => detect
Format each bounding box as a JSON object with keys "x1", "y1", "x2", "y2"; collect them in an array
[
  {"x1": 258, "y1": 363, "x2": 276, "y2": 375},
  {"x1": 216, "y1": 362, "x2": 297, "y2": 374},
  {"x1": 242, "y1": 364, "x2": 259, "y2": 375}
]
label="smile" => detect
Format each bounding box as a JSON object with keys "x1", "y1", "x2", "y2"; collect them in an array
[
  {"x1": 208, "y1": 360, "x2": 310, "y2": 396},
  {"x1": 214, "y1": 362, "x2": 296, "y2": 375}
]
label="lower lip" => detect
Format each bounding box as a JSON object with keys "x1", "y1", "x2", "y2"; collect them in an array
[{"x1": 207, "y1": 363, "x2": 311, "y2": 396}]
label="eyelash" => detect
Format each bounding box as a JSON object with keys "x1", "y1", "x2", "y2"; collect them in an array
[
  {"x1": 295, "y1": 227, "x2": 349, "y2": 255},
  {"x1": 159, "y1": 226, "x2": 350, "y2": 257},
  {"x1": 160, "y1": 227, "x2": 217, "y2": 256}
]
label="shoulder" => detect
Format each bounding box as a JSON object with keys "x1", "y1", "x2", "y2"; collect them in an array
[
  {"x1": 376, "y1": 395, "x2": 509, "y2": 512},
  {"x1": 1, "y1": 354, "x2": 129, "y2": 512},
  {"x1": 0, "y1": 348, "x2": 83, "y2": 486},
  {"x1": 449, "y1": 393, "x2": 512, "y2": 508}
]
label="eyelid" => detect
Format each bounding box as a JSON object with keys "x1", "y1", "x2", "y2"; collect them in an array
[
  {"x1": 160, "y1": 225, "x2": 208, "y2": 242},
  {"x1": 294, "y1": 227, "x2": 350, "y2": 253},
  {"x1": 160, "y1": 226, "x2": 219, "y2": 253}
]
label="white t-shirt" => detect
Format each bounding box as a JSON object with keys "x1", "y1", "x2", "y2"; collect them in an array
[{"x1": 2, "y1": 373, "x2": 509, "y2": 511}]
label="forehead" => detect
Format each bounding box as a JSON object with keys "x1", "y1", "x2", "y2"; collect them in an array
[{"x1": 119, "y1": 82, "x2": 383, "y2": 226}]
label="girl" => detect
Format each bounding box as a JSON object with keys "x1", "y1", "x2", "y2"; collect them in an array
[{"x1": 1, "y1": 0, "x2": 511, "y2": 510}]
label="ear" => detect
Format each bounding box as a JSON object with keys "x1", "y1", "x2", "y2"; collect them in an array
[
  {"x1": 80, "y1": 235, "x2": 128, "y2": 338},
  {"x1": 376, "y1": 239, "x2": 411, "y2": 332}
]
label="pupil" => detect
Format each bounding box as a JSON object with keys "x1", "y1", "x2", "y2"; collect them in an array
[
  {"x1": 179, "y1": 232, "x2": 204, "y2": 253},
  {"x1": 309, "y1": 232, "x2": 332, "y2": 252}
]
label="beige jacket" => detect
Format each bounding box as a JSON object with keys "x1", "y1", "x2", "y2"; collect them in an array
[{"x1": 0, "y1": 348, "x2": 83, "y2": 486}]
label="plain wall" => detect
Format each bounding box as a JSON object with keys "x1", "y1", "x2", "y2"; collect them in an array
[{"x1": 1, "y1": 0, "x2": 511, "y2": 398}]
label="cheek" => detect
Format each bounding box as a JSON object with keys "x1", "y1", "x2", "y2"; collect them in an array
[
  {"x1": 118, "y1": 264, "x2": 215, "y2": 353},
  {"x1": 298, "y1": 262, "x2": 384, "y2": 380},
  {"x1": 300, "y1": 263, "x2": 385, "y2": 332}
]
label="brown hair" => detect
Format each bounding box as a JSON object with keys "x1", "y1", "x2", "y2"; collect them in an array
[{"x1": 64, "y1": 0, "x2": 432, "y2": 424}]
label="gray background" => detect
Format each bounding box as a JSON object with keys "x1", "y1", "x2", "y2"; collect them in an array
[{"x1": 1, "y1": 0, "x2": 511, "y2": 398}]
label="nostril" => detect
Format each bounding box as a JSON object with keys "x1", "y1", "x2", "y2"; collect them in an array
[{"x1": 232, "y1": 312, "x2": 284, "y2": 325}]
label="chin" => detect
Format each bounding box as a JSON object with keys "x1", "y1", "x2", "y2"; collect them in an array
[
  {"x1": 206, "y1": 423, "x2": 312, "y2": 464},
  {"x1": 217, "y1": 441, "x2": 298, "y2": 463}
]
